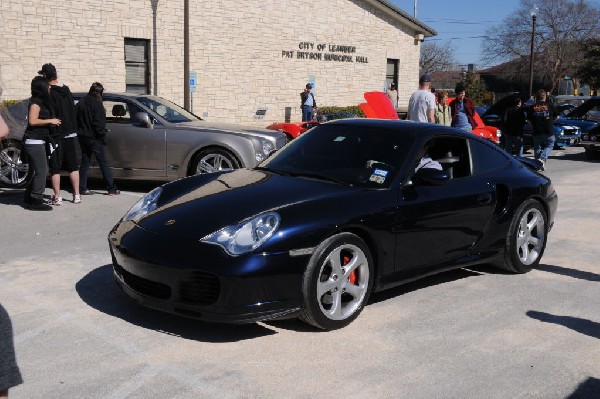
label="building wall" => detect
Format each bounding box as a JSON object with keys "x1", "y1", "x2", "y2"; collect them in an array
[{"x1": 0, "y1": 0, "x2": 422, "y2": 126}]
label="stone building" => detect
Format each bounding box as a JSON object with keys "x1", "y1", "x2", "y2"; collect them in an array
[{"x1": 0, "y1": 0, "x2": 435, "y2": 126}]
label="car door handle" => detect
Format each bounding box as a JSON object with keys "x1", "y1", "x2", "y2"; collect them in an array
[{"x1": 478, "y1": 193, "x2": 493, "y2": 204}]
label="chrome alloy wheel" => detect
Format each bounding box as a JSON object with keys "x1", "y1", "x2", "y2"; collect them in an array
[
  {"x1": 195, "y1": 153, "x2": 235, "y2": 174},
  {"x1": 0, "y1": 144, "x2": 29, "y2": 186},
  {"x1": 317, "y1": 244, "x2": 370, "y2": 321},
  {"x1": 516, "y1": 208, "x2": 545, "y2": 266}
]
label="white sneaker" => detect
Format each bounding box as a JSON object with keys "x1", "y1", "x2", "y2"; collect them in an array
[
  {"x1": 73, "y1": 194, "x2": 81, "y2": 204},
  {"x1": 51, "y1": 196, "x2": 63, "y2": 206}
]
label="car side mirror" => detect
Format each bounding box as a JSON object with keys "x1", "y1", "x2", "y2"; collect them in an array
[
  {"x1": 414, "y1": 168, "x2": 450, "y2": 186},
  {"x1": 134, "y1": 112, "x2": 153, "y2": 128}
]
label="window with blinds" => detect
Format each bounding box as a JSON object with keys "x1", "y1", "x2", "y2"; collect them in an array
[{"x1": 125, "y1": 39, "x2": 150, "y2": 94}]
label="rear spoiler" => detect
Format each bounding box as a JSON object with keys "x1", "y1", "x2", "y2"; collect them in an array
[{"x1": 516, "y1": 156, "x2": 543, "y2": 172}]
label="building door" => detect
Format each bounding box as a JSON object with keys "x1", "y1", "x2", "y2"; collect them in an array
[
  {"x1": 386, "y1": 59, "x2": 398, "y2": 91},
  {"x1": 125, "y1": 39, "x2": 150, "y2": 94}
]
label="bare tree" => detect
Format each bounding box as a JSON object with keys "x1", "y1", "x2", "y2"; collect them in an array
[
  {"x1": 482, "y1": 0, "x2": 600, "y2": 93},
  {"x1": 419, "y1": 41, "x2": 456, "y2": 75}
]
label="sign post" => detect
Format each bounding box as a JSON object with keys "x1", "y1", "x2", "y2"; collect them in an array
[{"x1": 189, "y1": 71, "x2": 197, "y2": 113}]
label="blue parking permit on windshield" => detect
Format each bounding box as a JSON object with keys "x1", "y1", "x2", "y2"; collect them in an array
[{"x1": 373, "y1": 169, "x2": 388, "y2": 177}]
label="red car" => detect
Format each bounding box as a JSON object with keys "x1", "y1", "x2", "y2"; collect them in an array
[
  {"x1": 447, "y1": 97, "x2": 501, "y2": 144},
  {"x1": 266, "y1": 121, "x2": 320, "y2": 140}
]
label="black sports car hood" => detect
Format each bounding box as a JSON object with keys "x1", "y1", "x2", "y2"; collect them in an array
[{"x1": 136, "y1": 169, "x2": 360, "y2": 240}]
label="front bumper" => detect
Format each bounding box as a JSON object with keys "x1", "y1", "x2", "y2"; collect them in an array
[{"x1": 108, "y1": 223, "x2": 307, "y2": 323}]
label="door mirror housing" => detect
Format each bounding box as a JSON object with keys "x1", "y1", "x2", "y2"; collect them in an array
[
  {"x1": 414, "y1": 168, "x2": 450, "y2": 186},
  {"x1": 134, "y1": 112, "x2": 153, "y2": 128}
]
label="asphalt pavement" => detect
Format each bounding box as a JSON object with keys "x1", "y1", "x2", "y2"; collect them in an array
[{"x1": 0, "y1": 146, "x2": 599, "y2": 398}]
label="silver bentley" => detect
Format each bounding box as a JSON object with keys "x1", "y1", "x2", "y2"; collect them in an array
[{"x1": 0, "y1": 93, "x2": 287, "y2": 187}]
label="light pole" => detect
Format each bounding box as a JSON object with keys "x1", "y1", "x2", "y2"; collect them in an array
[
  {"x1": 151, "y1": 0, "x2": 159, "y2": 96},
  {"x1": 184, "y1": 0, "x2": 190, "y2": 111},
  {"x1": 528, "y1": 5, "x2": 538, "y2": 98}
]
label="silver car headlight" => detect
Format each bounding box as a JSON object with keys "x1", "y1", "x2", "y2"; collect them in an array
[
  {"x1": 256, "y1": 139, "x2": 275, "y2": 162},
  {"x1": 124, "y1": 187, "x2": 162, "y2": 222},
  {"x1": 201, "y1": 212, "x2": 280, "y2": 256}
]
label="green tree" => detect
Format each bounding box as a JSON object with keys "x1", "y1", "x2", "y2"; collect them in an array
[
  {"x1": 461, "y1": 72, "x2": 488, "y2": 105},
  {"x1": 576, "y1": 39, "x2": 600, "y2": 94},
  {"x1": 482, "y1": 0, "x2": 600, "y2": 93}
]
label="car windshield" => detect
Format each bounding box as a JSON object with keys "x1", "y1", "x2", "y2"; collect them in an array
[
  {"x1": 259, "y1": 124, "x2": 414, "y2": 188},
  {"x1": 136, "y1": 96, "x2": 200, "y2": 123}
]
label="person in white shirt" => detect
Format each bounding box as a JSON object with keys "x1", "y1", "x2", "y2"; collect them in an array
[
  {"x1": 407, "y1": 75, "x2": 436, "y2": 123},
  {"x1": 386, "y1": 82, "x2": 399, "y2": 109}
]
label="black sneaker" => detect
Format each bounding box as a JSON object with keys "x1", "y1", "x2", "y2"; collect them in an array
[
  {"x1": 28, "y1": 200, "x2": 53, "y2": 211},
  {"x1": 81, "y1": 189, "x2": 94, "y2": 195},
  {"x1": 108, "y1": 189, "x2": 120, "y2": 196}
]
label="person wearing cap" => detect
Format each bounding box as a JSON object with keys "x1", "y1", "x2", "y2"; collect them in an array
[
  {"x1": 300, "y1": 83, "x2": 317, "y2": 122},
  {"x1": 449, "y1": 83, "x2": 476, "y2": 132},
  {"x1": 407, "y1": 75, "x2": 436, "y2": 123},
  {"x1": 386, "y1": 82, "x2": 398, "y2": 109},
  {"x1": 76, "y1": 82, "x2": 120, "y2": 196},
  {"x1": 39, "y1": 63, "x2": 81, "y2": 205}
]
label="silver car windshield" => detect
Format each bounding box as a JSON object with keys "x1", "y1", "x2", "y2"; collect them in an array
[{"x1": 136, "y1": 96, "x2": 200, "y2": 123}]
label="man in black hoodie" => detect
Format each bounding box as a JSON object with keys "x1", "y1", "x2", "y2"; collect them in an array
[
  {"x1": 39, "y1": 63, "x2": 81, "y2": 205},
  {"x1": 76, "y1": 82, "x2": 119, "y2": 196}
]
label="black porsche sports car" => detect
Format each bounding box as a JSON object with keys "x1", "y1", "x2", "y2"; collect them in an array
[{"x1": 108, "y1": 119, "x2": 558, "y2": 330}]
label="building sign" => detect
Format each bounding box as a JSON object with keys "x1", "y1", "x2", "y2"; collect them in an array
[{"x1": 282, "y1": 42, "x2": 369, "y2": 63}]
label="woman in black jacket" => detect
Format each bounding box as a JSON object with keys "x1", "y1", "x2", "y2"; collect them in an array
[
  {"x1": 76, "y1": 82, "x2": 119, "y2": 195},
  {"x1": 23, "y1": 76, "x2": 61, "y2": 211}
]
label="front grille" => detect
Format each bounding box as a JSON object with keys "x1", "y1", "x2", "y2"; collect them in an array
[
  {"x1": 180, "y1": 271, "x2": 221, "y2": 305},
  {"x1": 114, "y1": 264, "x2": 171, "y2": 300}
]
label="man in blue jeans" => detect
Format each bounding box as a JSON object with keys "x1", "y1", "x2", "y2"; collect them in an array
[
  {"x1": 300, "y1": 83, "x2": 317, "y2": 122},
  {"x1": 76, "y1": 82, "x2": 120, "y2": 195},
  {"x1": 526, "y1": 89, "x2": 557, "y2": 171}
]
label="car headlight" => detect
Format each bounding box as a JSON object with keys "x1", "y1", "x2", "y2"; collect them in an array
[
  {"x1": 256, "y1": 139, "x2": 275, "y2": 162},
  {"x1": 496, "y1": 129, "x2": 502, "y2": 137},
  {"x1": 201, "y1": 212, "x2": 280, "y2": 256},
  {"x1": 124, "y1": 187, "x2": 162, "y2": 222}
]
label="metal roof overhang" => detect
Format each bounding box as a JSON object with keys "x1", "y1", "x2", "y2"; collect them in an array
[{"x1": 363, "y1": 0, "x2": 437, "y2": 37}]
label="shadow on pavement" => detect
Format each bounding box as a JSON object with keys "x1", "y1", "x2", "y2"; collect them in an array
[
  {"x1": 548, "y1": 151, "x2": 588, "y2": 162},
  {"x1": 368, "y1": 267, "x2": 486, "y2": 305},
  {"x1": 566, "y1": 377, "x2": 600, "y2": 399},
  {"x1": 76, "y1": 264, "x2": 277, "y2": 342},
  {"x1": 526, "y1": 310, "x2": 600, "y2": 340},
  {"x1": 267, "y1": 266, "x2": 502, "y2": 332},
  {"x1": 536, "y1": 263, "x2": 600, "y2": 282}
]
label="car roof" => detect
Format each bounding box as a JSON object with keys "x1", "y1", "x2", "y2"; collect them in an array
[{"x1": 324, "y1": 118, "x2": 476, "y2": 139}]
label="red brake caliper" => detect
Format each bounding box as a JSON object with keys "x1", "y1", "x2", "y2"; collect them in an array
[{"x1": 344, "y1": 255, "x2": 357, "y2": 285}]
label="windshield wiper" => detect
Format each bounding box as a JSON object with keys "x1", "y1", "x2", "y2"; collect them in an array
[{"x1": 289, "y1": 171, "x2": 349, "y2": 185}]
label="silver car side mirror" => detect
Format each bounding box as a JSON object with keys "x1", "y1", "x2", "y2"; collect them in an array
[{"x1": 134, "y1": 112, "x2": 154, "y2": 128}]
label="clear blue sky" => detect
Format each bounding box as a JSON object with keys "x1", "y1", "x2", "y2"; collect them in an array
[{"x1": 390, "y1": 0, "x2": 523, "y2": 68}]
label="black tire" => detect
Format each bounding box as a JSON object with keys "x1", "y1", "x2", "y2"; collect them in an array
[
  {"x1": 0, "y1": 139, "x2": 32, "y2": 188},
  {"x1": 494, "y1": 199, "x2": 548, "y2": 273},
  {"x1": 188, "y1": 147, "x2": 240, "y2": 175},
  {"x1": 300, "y1": 233, "x2": 374, "y2": 330}
]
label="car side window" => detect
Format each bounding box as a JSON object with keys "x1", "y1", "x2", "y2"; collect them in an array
[
  {"x1": 470, "y1": 140, "x2": 510, "y2": 175},
  {"x1": 103, "y1": 100, "x2": 142, "y2": 124},
  {"x1": 425, "y1": 136, "x2": 472, "y2": 179}
]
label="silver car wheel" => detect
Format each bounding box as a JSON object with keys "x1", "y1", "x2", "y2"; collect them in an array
[
  {"x1": 516, "y1": 208, "x2": 545, "y2": 266},
  {"x1": 195, "y1": 153, "x2": 235, "y2": 174},
  {"x1": 0, "y1": 144, "x2": 29, "y2": 187},
  {"x1": 317, "y1": 244, "x2": 370, "y2": 321}
]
